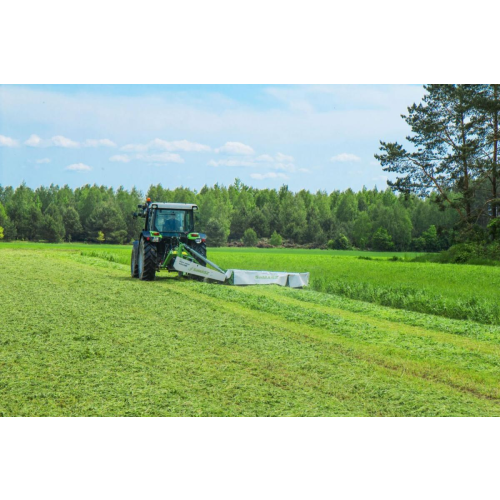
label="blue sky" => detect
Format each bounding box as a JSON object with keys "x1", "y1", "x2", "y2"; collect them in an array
[{"x1": 0, "y1": 85, "x2": 425, "y2": 194}]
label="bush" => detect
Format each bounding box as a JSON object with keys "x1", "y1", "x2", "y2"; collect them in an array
[
  {"x1": 442, "y1": 242, "x2": 500, "y2": 263},
  {"x1": 243, "y1": 228, "x2": 258, "y2": 247},
  {"x1": 270, "y1": 231, "x2": 283, "y2": 247},
  {"x1": 327, "y1": 234, "x2": 351, "y2": 250},
  {"x1": 412, "y1": 242, "x2": 500, "y2": 265}
]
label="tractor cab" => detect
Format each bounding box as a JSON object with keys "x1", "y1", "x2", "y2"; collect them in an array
[{"x1": 146, "y1": 203, "x2": 197, "y2": 235}]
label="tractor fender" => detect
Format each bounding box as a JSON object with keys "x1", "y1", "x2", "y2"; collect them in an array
[{"x1": 140, "y1": 231, "x2": 161, "y2": 241}]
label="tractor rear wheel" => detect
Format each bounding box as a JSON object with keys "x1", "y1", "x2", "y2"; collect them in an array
[
  {"x1": 131, "y1": 241, "x2": 139, "y2": 278},
  {"x1": 138, "y1": 238, "x2": 157, "y2": 281}
]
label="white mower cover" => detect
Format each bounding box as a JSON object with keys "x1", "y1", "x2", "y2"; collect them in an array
[
  {"x1": 173, "y1": 257, "x2": 309, "y2": 288},
  {"x1": 227, "y1": 270, "x2": 309, "y2": 288},
  {"x1": 173, "y1": 257, "x2": 226, "y2": 281}
]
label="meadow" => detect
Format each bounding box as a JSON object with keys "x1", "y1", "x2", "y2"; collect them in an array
[
  {"x1": 1, "y1": 242, "x2": 500, "y2": 416},
  {"x1": 14, "y1": 241, "x2": 497, "y2": 324}
]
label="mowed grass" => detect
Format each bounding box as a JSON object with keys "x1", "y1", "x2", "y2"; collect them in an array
[
  {"x1": 1, "y1": 243, "x2": 500, "y2": 416},
  {"x1": 4, "y1": 242, "x2": 500, "y2": 323}
]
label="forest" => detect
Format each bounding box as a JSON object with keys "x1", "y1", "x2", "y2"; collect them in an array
[{"x1": 0, "y1": 180, "x2": 456, "y2": 251}]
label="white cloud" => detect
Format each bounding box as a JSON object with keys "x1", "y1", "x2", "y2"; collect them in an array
[
  {"x1": 298, "y1": 168, "x2": 311, "y2": 173},
  {"x1": 24, "y1": 134, "x2": 43, "y2": 147},
  {"x1": 153, "y1": 139, "x2": 210, "y2": 152},
  {"x1": 35, "y1": 158, "x2": 51, "y2": 164},
  {"x1": 215, "y1": 141, "x2": 255, "y2": 155},
  {"x1": 275, "y1": 152, "x2": 294, "y2": 162},
  {"x1": 25, "y1": 134, "x2": 81, "y2": 148},
  {"x1": 52, "y1": 135, "x2": 79, "y2": 148},
  {"x1": 121, "y1": 139, "x2": 210, "y2": 153},
  {"x1": 65, "y1": 163, "x2": 92, "y2": 171},
  {"x1": 274, "y1": 163, "x2": 296, "y2": 173},
  {"x1": 256, "y1": 154, "x2": 274, "y2": 162},
  {"x1": 136, "y1": 152, "x2": 184, "y2": 164},
  {"x1": 143, "y1": 153, "x2": 184, "y2": 164},
  {"x1": 109, "y1": 154, "x2": 131, "y2": 163},
  {"x1": 110, "y1": 152, "x2": 184, "y2": 164},
  {"x1": 121, "y1": 143, "x2": 149, "y2": 152},
  {"x1": 250, "y1": 172, "x2": 289, "y2": 180},
  {"x1": 0, "y1": 135, "x2": 19, "y2": 147},
  {"x1": 330, "y1": 153, "x2": 361, "y2": 163},
  {"x1": 208, "y1": 159, "x2": 256, "y2": 167},
  {"x1": 84, "y1": 138, "x2": 117, "y2": 147}
]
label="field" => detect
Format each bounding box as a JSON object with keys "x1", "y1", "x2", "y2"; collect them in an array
[{"x1": 2, "y1": 242, "x2": 500, "y2": 416}]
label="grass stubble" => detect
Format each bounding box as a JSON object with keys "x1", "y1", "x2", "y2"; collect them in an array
[{"x1": 1, "y1": 243, "x2": 500, "y2": 416}]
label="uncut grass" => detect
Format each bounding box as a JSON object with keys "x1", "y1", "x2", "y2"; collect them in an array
[{"x1": 1, "y1": 248, "x2": 500, "y2": 416}]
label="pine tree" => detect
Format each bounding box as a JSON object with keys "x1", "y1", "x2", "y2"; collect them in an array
[
  {"x1": 376, "y1": 85, "x2": 481, "y2": 230},
  {"x1": 473, "y1": 84, "x2": 500, "y2": 237}
]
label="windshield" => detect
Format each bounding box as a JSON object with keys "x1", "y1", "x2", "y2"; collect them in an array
[{"x1": 152, "y1": 209, "x2": 193, "y2": 233}]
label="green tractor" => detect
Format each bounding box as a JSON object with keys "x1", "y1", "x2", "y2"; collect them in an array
[
  {"x1": 131, "y1": 198, "x2": 310, "y2": 287},
  {"x1": 131, "y1": 199, "x2": 219, "y2": 281}
]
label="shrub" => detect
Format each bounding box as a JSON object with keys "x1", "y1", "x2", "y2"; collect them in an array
[
  {"x1": 270, "y1": 231, "x2": 283, "y2": 247},
  {"x1": 327, "y1": 234, "x2": 351, "y2": 250},
  {"x1": 242, "y1": 228, "x2": 258, "y2": 247}
]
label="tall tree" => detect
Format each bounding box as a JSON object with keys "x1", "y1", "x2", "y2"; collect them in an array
[
  {"x1": 473, "y1": 84, "x2": 500, "y2": 237},
  {"x1": 376, "y1": 85, "x2": 481, "y2": 231}
]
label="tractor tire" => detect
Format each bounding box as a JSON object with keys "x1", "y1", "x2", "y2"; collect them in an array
[
  {"x1": 138, "y1": 238, "x2": 157, "y2": 281},
  {"x1": 196, "y1": 242, "x2": 207, "y2": 267},
  {"x1": 131, "y1": 241, "x2": 139, "y2": 278}
]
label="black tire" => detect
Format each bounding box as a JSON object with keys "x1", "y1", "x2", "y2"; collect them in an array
[
  {"x1": 138, "y1": 238, "x2": 157, "y2": 281},
  {"x1": 131, "y1": 241, "x2": 139, "y2": 278},
  {"x1": 196, "y1": 242, "x2": 207, "y2": 267}
]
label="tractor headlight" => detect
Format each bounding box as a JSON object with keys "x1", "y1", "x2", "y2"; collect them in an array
[{"x1": 195, "y1": 238, "x2": 202, "y2": 244}]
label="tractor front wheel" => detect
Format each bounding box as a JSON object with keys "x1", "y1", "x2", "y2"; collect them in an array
[{"x1": 138, "y1": 238, "x2": 157, "y2": 281}]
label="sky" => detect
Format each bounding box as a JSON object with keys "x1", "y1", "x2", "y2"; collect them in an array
[{"x1": 0, "y1": 84, "x2": 426, "y2": 194}]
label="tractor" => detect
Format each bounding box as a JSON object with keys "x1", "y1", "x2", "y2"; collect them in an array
[
  {"x1": 131, "y1": 198, "x2": 213, "y2": 281},
  {"x1": 130, "y1": 198, "x2": 310, "y2": 287}
]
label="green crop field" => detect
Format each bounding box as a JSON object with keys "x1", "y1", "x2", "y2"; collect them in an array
[{"x1": 2, "y1": 242, "x2": 500, "y2": 416}]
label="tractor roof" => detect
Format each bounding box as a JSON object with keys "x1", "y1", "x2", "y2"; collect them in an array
[{"x1": 150, "y1": 202, "x2": 198, "y2": 210}]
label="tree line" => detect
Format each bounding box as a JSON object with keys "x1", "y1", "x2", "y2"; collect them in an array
[{"x1": 0, "y1": 180, "x2": 458, "y2": 251}]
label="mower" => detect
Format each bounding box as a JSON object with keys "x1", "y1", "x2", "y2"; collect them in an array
[{"x1": 130, "y1": 199, "x2": 309, "y2": 288}]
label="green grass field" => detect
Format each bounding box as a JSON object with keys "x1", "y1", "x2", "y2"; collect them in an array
[{"x1": 2, "y1": 242, "x2": 500, "y2": 416}]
